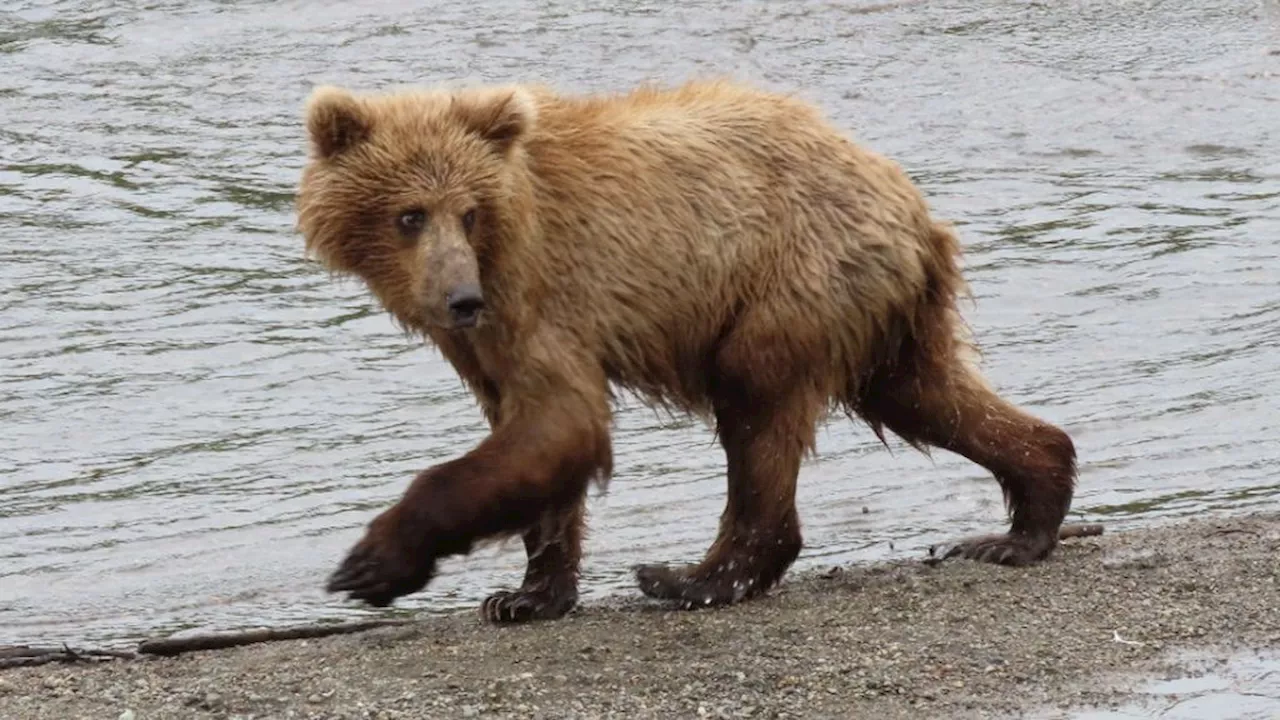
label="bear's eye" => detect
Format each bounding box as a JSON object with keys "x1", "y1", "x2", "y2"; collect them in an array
[
  {"x1": 461, "y1": 209, "x2": 477, "y2": 233},
  {"x1": 397, "y1": 209, "x2": 427, "y2": 235}
]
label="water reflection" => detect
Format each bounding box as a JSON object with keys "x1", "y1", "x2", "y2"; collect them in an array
[{"x1": 1062, "y1": 649, "x2": 1280, "y2": 720}]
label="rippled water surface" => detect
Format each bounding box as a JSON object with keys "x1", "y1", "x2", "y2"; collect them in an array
[{"x1": 2, "y1": 0, "x2": 1278, "y2": 649}]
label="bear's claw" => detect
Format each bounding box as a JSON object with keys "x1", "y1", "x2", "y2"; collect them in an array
[
  {"x1": 925, "y1": 531, "x2": 1057, "y2": 567},
  {"x1": 480, "y1": 584, "x2": 577, "y2": 624},
  {"x1": 635, "y1": 563, "x2": 761, "y2": 608},
  {"x1": 327, "y1": 552, "x2": 394, "y2": 606},
  {"x1": 326, "y1": 530, "x2": 437, "y2": 607}
]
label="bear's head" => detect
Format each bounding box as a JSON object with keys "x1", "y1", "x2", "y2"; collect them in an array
[{"x1": 296, "y1": 84, "x2": 538, "y2": 332}]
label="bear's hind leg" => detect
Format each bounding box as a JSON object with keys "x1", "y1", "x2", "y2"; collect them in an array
[
  {"x1": 635, "y1": 380, "x2": 817, "y2": 607},
  {"x1": 481, "y1": 498, "x2": 584, "y2": 624},
  {"x1": 862, "y1": 330, "x2": 1077, "y2": 565}
]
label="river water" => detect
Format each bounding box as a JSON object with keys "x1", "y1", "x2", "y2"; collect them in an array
[{"x1": 1, "y1": 0, "x2": 1277, "y2": 659}]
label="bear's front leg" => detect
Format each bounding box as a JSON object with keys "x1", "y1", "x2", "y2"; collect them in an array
[
  {"x1": 325, "y1": 490, "x2": 451, "y2": 607},
  {"x1": 636, "y1": 381, "x2": 818, "y2": 609},
  {"x1": 327, "y1": 392, "x2": 611, "y2": 609},
  {"x1": 480, "y1": 499, "x2": 585, "y2": 623}
]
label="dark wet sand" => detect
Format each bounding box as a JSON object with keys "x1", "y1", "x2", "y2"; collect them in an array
[{"x1": 1, "y1": 511, "x2": 1277, "y2": 719}]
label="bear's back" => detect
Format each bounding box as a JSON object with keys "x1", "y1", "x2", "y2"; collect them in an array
[{"x1": 515, "y1": 81, "x2": 938, "y2": 406}]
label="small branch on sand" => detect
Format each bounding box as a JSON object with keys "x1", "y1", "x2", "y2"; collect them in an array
[
  {"x1": 0, "y1": 644, "x2": 138, "y2": 669},
  {"x1": 1059, "y1": 523, "x2": 1105, "y2": 540},
  {"x1": 136, "y1": 618, "x2": 415, "y2": 657},
  {"x1": 1, "y1": 619, "x2": 416, "y2": 670}
]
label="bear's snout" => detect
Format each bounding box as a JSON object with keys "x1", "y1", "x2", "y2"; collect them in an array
[{"x1": 445, "y1": 284, "x2": 485, "y2": 329}]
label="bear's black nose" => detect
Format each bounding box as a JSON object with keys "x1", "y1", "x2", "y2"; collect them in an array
[{"x1": 446, "y1": 285, "x2": 485, "y2": 328}]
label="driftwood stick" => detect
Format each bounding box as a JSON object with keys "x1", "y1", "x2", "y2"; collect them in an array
[
  {"x1": 1060, "y1": 523, "x2": 1105, "y2": 540},
  {"x1": 136, "y1": 618, "x2": 414, "y2": 657},
  {"x1": 0, "y1": 644, "x2": 137, "y2": 669}
]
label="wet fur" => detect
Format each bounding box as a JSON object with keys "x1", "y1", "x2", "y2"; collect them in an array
[{"x1": 296, "y1": 79, "x2": 1077, "y2": 618}]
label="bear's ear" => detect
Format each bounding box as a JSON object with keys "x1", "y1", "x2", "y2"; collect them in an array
[
  {"x1": 306, "y1": 86, "x2": 371, "y2": 159},
  {"x1": 453, "y1": 87, "x2": 537, "y2": 156}
]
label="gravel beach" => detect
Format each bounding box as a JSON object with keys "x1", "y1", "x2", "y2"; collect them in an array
[{"x1": 2, "y1": 511, "x2": 1278, "y2": 720}]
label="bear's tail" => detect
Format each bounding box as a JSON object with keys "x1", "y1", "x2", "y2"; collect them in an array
[
  {"x1": 924, "y1": 220, "x2": 966, "y2": 299},
  {"x1": 850, "y1": 219, "x2": 982, "y2": 448},
  {"x1": 916, "y1": 220, "x2": 978, "y2": 369}
]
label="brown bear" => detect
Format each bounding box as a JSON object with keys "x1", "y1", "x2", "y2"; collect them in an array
[{"x1": 295, "y1": 79, "x2": 1078, "y2": 623}]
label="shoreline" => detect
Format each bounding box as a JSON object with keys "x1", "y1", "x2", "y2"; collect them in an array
[{"x1": 2, "y1": 511, "x2": 1278, "y2": 719}]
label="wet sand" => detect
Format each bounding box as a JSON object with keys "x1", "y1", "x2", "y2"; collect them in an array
[{"x1": 1, "y1": 511, "x2": 1277, "y2": 719}]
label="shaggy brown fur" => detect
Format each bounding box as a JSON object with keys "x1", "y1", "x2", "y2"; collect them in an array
[{"x1": 296, "y1": 79, "x2": 1077, "y2": 620}]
